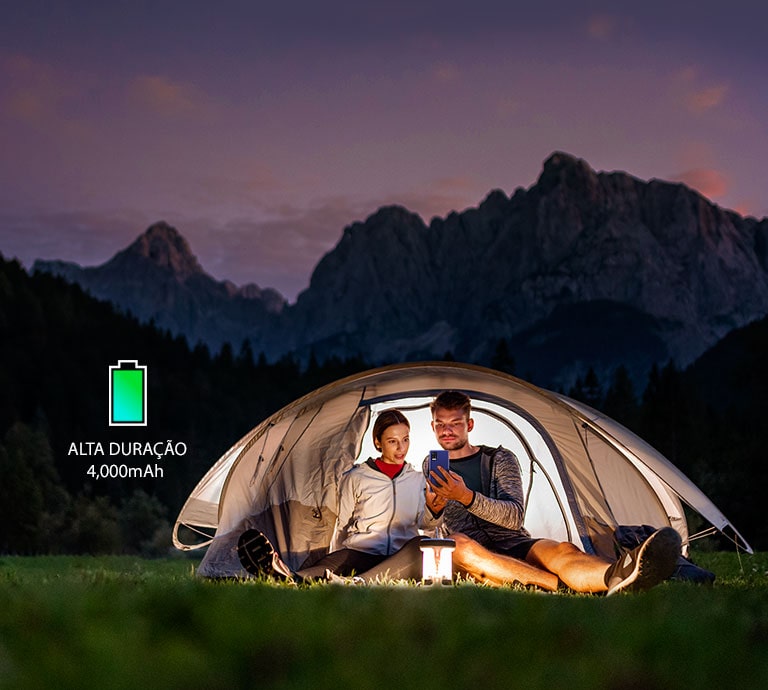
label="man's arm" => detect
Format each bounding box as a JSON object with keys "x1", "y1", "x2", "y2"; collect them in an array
[
  {"x1": 427, "y1": 448, "x2": 525, "y2": 530},
  {"x1": 467, "y1": 447, "x2": 525, "y2": 529}
]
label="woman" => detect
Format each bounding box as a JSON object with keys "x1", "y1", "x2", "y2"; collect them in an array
[
  {"x1": 238, "y1": 409, "x2": 429, "y2": 582},
  {"x1": 303, "y1": 408, "x2": 427, "y2": 580}
]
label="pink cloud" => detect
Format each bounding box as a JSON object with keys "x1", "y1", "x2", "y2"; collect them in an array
[
  {"x1": 587, "y1": 15, "x2": 616, "y2": 40},
  {"x1": 127, "y1": 75, "x2": 214, "y2": 117},
  {"x1": 166, "y1": 197, "x2": 368, "y2": 299},
  {"x1": 183, "y1": 164, "x2": 283, "y2": 209},
  {"x1": 685, "y1": 84, "x2": 728, "y2": 113},
  {"x1": 0, "y1": 208, "x2": 151, "y2": 270},
  {"x1": 6, "y1": 89, "x2": 45, "y2": 120},
  {"x1": 433, "y1": 62, "x2": 460, "y2": 84},
  {"x1": 2, "y1": 54, "x2": 72, "y2": 123},
  {"x1": 494, "y1": 96, "x2": 520, "y2": 120},
  {"x1": 724, "y1": 197, "x2": 766, "y2": 218},
  {"x1": 369, "y1": 176, "x2": 481, "y2": 222},
  {"x1": 179, "y1": 180, "x2": 485, "y2": 298},
  {"x1": 672, "y1": 168, "x2": 729, "y2": 200},
  {"x1": 672, "y1": 67, "x2": 729, "y2": 114}
]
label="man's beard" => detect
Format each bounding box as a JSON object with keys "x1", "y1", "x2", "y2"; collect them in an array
[{"x1": 439, "y1": 436, "x2": 467, "y2": 451}]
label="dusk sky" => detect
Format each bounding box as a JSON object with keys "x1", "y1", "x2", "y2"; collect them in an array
[{"x1": 1, "y1": 1, "x2": 766, "y2": 301}]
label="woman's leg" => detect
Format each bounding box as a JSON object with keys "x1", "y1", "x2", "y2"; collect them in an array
[
  {"x1": 355, "y1": 536, "x2": 425, "y2": 582},
  {"x1": 296, "y1": 549, "x2": 384, "y2": 580}
]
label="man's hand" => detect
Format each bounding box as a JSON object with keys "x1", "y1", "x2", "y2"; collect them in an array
[{"x1": 427, "y1": 467, "x2": 474, "y2": 507}]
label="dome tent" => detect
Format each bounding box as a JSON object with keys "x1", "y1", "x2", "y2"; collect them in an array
[{"x1": 173, "y1": 362, "x2": 752, "y2": 578}]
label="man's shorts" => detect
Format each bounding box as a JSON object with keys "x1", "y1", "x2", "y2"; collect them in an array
[{"x1": 496, "y1": 538, "x2": 542, "y2": 561}]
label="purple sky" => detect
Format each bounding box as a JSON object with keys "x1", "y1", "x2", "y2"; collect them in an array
[{"x1": 1, "y1": 1, "x2": 766, "y2": 301}]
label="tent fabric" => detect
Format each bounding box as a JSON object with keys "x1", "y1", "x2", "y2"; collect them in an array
[{"x1": 173, "y1": 362, "x2": 752, "y2": 578}]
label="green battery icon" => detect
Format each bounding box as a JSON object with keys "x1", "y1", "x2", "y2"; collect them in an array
[{"x1": 109, "y1": 360, "x2": 148, "y2": 426}]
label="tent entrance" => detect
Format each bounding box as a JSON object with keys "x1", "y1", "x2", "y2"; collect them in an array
[{"x1": 358, "y1": 396, "x2": 582, "y2": 549}]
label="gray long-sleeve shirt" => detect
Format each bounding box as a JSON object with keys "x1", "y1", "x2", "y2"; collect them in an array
[{"x1": 423, "y1": 445, "x2": 532, "y2": 550}]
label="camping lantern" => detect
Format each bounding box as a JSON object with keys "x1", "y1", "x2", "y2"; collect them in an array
[{"x1": 420, "y1": 538, "x2": 455, "y2": 584}]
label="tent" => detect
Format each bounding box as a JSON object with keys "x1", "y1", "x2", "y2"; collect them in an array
[{"x1": 173, "y1": 362, "x2": 752, "y2": 578}]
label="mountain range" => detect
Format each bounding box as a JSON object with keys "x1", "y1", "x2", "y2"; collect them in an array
[
  {"x1": 33, "y1": 152, "x2": 768, "y2": 389},
  {"x1": 35, "y1": 223, "x2": 285, "y2": 355}
]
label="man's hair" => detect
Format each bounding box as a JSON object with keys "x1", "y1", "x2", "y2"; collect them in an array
[
  {"x1": 372, "y1": 408, "x2": 410, "y2": 448},
  {"x1": 430, "y1": 390, "x2": 472, "y2": 419}
]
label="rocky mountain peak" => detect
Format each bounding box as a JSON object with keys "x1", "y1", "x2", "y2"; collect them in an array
[
  {"x1": 121, "y1": 221, "x2": 203, "y2": 280},
  {"x1": 536, "y1": 151, "x2": 600, "y2": 198},
  {"x1": 478, "y1": 189, "x2": 510, "y2": 213},
  {"x1": 345, "y1": 205, "x2": 426, "y2": 238}
]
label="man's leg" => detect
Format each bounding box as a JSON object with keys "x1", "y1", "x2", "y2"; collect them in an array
[
  {"x1": 525, "y1": 539, "x2": 610, "y2": 593},
  {"x1": 604, "y1": 527, "x2": 682, "y2": 595},
  {"x1": 451, "y1": 533, "x2": 559, "y2": 591},
  {"x1": 526, "y1": 527, "x2": 682, "y2": 594}
]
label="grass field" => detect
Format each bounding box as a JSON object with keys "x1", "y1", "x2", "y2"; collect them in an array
[{"x1": 1, "y1": 551, "x2": 766, "y2": 689}]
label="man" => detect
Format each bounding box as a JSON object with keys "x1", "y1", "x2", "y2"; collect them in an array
[{"x1": 423, "y1": 391, "x2": 681, "y2": 595}]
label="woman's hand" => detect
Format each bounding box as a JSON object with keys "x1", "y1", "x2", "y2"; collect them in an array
[{"x1": 425, "y1": 482, "x2": 448, "y2": 513}]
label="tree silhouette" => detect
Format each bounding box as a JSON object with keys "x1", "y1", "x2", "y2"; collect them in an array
[{"x1": 603, "y1": 365, "x2": 639, "y2": 429}]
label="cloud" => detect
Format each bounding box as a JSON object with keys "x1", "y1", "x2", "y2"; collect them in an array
[
  {"x1": 1, "y1": 54, "x2": 77, "y2": 123},
  {"x1": 671, "y1": 168, "x2": 729, "y2": 200},
  {"x1": 2, "y1": 57, "x2": 218, "y2": 128},
  {"x1": 670, "y1": 141, "x2": 730, "y2": 201},
  {"x1": 127, "y1": 74, "x2": 215, "y2": 117},
  {"x1": 0, "y1": 201, "x2": 346, "y2": 302},
  {"x1": 365, "y1": 176, "x2": 481, "y2": 223},
  {"x1": 586, "y1": 14, "x2": 616, "y2": 40},
  {"x1": 173, "y1": 197, "x2": 366, "y2": 300},
  {"x1": 685, "y1": 84, "x2": 728, "y2": 113},
  {"x1": 183, "y1": 165, "x2": 283, "y2": 209},
  {"x1": 179, "y1": 175, "x2": 501, "y2": 298},
  {"x1": 732, "y1": 200, "x2": 760, "y2": 217},
  {"x1": 674, "y1": 67, "x2": 729, "y2": 114},
  {"x1": 0, "y1": 208, "x2": 151, "y2": 269},
  {"x1": 179, "y1": 180, "x2": 482, "y2": 300},
  {"x1": 494, "y1": 96, "x2": 520, "y2": 120},
  {"x1": 432, "y1": 62, "x2": 461, "y2": 84}
]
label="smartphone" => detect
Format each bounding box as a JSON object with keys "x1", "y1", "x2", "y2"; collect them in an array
[{"x1": 428, "y1": 449, "x2": 450, "y2": 478}]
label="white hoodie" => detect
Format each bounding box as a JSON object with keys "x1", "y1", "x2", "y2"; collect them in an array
[{"x1": 331, "y1": 459, "x2": 427, "y2": 556}]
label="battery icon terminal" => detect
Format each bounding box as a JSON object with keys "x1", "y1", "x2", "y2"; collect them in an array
[{"x1": 109, "y1": 360, "x2": 148, "y2": 426}]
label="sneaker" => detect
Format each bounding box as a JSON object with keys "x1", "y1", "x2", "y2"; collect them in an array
[
  {"x1": 605, "y1": 526, "x2": 681, "y2": 596},
  {"x1": 237, "y1": 529, "x2": 295, "y2": 581}
]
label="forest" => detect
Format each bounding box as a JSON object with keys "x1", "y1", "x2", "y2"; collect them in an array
[{"x1": 1, "y1": 253, "x2": 765, "y2": 555}]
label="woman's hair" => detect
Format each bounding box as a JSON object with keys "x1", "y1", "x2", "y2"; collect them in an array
[{"x1": 372, "y1": 409, "x2": 410, "y2": 450}]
